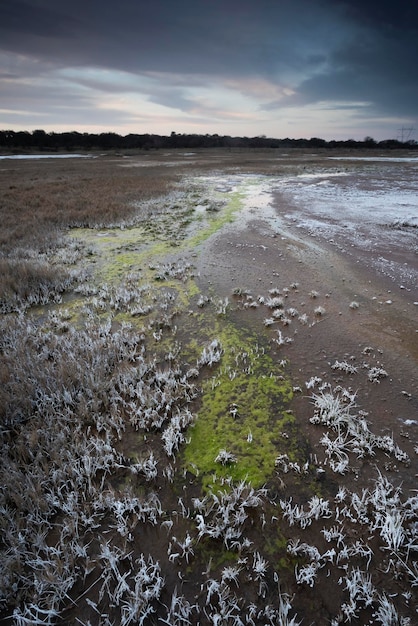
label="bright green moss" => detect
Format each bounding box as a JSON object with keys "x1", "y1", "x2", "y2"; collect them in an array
[{"x1": 183, "y1": 324, "x2": 295, "y2": 489}]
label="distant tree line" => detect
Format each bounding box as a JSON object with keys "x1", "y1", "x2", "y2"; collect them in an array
[{"x1": 0, "y1": 129, "x2": 416, "y2": 152}]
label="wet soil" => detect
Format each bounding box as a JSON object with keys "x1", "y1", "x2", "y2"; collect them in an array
[
  {"x1": 192, "y1": 179, "x2": 417, "y2": 621},
  {"x1": 195, "y1": 196, "x2": 418, "y2": 489}
]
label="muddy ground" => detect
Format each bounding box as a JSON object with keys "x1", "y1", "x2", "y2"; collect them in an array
[{"x1": 194, "y1": 152, "x2": 417, "y2": 471}]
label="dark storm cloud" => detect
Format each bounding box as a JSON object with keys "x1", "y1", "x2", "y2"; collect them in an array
[
  {"x1": 1, "y1": 0, "x2": 318, "y2": 76},
  {"x1": 286, "y1": 1, "x2": 418, "y2": 119},
  {"x1": 0, "y1": 0, "x2": 417, "y2": 136},
  {"x1": 0, "y1": 0, "x2": 79, "y2": 38},
  {"x1": 337, "y1": 0, "x2": 417, "y2": 30}
]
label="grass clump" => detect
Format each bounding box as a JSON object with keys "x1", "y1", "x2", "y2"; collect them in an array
[{"x1": 0, "y1": 258, "x2": 76, "y2": 313}]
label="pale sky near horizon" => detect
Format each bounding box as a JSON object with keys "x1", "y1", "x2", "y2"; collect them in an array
[{"x1": 0, "y1": 0, "x2": 417, "y2": 141}]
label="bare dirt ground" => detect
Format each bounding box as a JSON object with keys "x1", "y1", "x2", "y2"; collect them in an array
[{"x1": 199, "y1": 206, "x2": 417, "y2": 463}]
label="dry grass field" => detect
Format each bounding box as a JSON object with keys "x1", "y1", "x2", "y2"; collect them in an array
[{"x1": 0, "y1": 149, "x2": 417, "y2": 625}]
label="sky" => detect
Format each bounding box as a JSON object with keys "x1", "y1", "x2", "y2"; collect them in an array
[{"x1": 0, "y1": 0, "x2": 417, "y2": 141}]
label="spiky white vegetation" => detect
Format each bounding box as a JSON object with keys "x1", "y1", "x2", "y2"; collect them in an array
[
  {"x1": 193, "y1": 478, "x2": 266, "y2": 548},
  {"x1": 274, "y1": 310, "x2": 292, "y2": 325},
  {"x1": 274, "y1": 329, "x2": 293, "y2": 346},
  {"x1": 199, "y1": 569, "x2": 302, "y2": 626},
  {"x1": 198, "y1": 338, "x2": 223, "y2": 366},
  {"x1": 373, "y1": 593, "x2": 411, "y2": 626},
  {"x1": 279, "y1": 496, "x2": 331, "y2": 529},
  {"x1": 305, "y1": 375, "x2": 323, "y2": 389},
  {"x1": 298, "y1": 312, "x2": 309, "y2": 325},
  {"x1": 278, "y1": 466, "x2": 418, "y2": 623},
  {"x1": 264, "y1": 316, "x2": 276, "y2": 326},
  {"x1": 310, "y1": 387, "x2": 356, "y2": 427},
  {"x1": 294, "y1": 562, "x2": 320, "y2": 587},
  {"x1": 0, "y1": 308, "x2": 211, "y2": 622},
  {"x1": 197, "y1": 293, "x2": 211, "y2": 308},
  {"x1": 252, "y1": 551, "x2": 269, "y2": 580},
  {"x1": 160, "y1": 587, "x2": 198, "y2": 625},
  {"x1": 309, "y1": 388, "x2": 409, "y2": 470},
  {"x1": 265, "y1": 296, "x2": 285, "y2": 309},
  {"x1": 129, "y1": 451, "x2": 158, "y2": 481},
  {"x1": 216, "y1": 297, "x2": 229, "y2": 314},
  {"x1": 153, "y1": 259, "x2": 196, "y2": 282},
  {"x1": 221, "y1": 564, "x2": 241, "y2": 587},
  {"x1": 162, "y1": 409, "x2": 195, "y2": 457},
  {"x1": 169, "y1": 533, "x2": 195, "y2": 564},
  {"x1": 215, "y1": 449, "x2": 238, "y2": 465},
  {"x1": 109, "y1": 279, "x2": 154, "y2": 316},
  {"x1": 340, "y1": 567, "x2": 376, "y2": 621},
  {"x1": 368, "y1": 366, "x2": 389, "y2": 383},
  {"x1": 331, "y1": 360, "x2": 358, "y2": 374},
  {"x1": 202, "y1": 577, "x2": 242, "y2": 623},
  {"x1": 118, "y1": 554, "x2": 164, "y2": 625},
  {"x1": 275, "y1": 587, "x2": 302, "y2": 626},
  {"x1": 275, "y1": 454, "x2": 310, "y2": 475}
]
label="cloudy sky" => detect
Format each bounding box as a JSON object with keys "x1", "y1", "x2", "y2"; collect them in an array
[{"x1": 1, "y1": 0, "x2": 417, "y2": 140}]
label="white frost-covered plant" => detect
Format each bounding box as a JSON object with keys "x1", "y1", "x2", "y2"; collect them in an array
[
  {"x1": 160, "y1": 587, "x2": 198, "y2": 625},
  {"x1": 295, "y1": 562, "x2": 320, "y2": 587},
  {"x1": 161, "y1": 408, "x2": 195, "y2": 457},
  {"x1": 331, "y1": 360, "x2": 358, "y2": 375},
  {"x1": 193, "y1": 479, "x2": 266, "y2": 547},
  {"x1": 320, "y1": 431, "x2": 350, "y2": 474},
  {"x1": 340, "y1": 567, "x2": 376, "y2": 622},
  {"x1": 169, "y1": 532, "x2": 195, "y2": 564},
  {"x1": 265, "y1": 296, "x2": 284, "y2": 309},
  {"x1": 367, "y1": 366, "x2": 388, "y2": 383},
  {"x1": 275, "y1": 586, "x2": 301, "y2": 626},
  {"x1": 279, "y1": 495, "x2": 331, "y2": 529},
  {"x1": 252, "y1": 551, "x2": 269, "y2": 596},
  {"x1": 310, "y1": 388, "x2": 409, "y2": 468},
  {"x1": 378, "y1": 509, "x2": 406, "y2": 552},
  {"x1": 215, "y1": 449, "x2": 237, "y2": 465},
  {"x1": 162, "y1": 421, "x2": 185, "y2": 458},
  {"x1": 369, "y1": 473, "x2": 407, "y2": 554},
  {"x1": 119, "y1": 553, "x2": 164, "y2": 626},
  {"x1": 373, "y1": 593, "x2": 409, "y2": 626},
  {"x1": 198, "y1": 339, "x2": 223, "y2": 366},
  {"x1": 216, "y1": 297, "x2": 229, "y2": 315},
  {"x1": 310, "y1": 387, "x2": 357, "y2": 429},
  {"x1": 130, "y1": 451, "x2": 158, "y2": 481}
]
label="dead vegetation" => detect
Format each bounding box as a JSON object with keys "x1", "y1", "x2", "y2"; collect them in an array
[{"x1": 0, "y1": 156, "x2": 186, "y2": 311}]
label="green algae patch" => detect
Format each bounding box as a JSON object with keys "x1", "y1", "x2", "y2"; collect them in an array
[
  {"x1": 184, "y1": 324, "x2": 294, "y2": 489},
  {"x1": 185, "y1": 191, "x2": 244, "y2": 248},
  {"x1": 67, "y1": 182, "x2": 246, "y2": 299}
]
